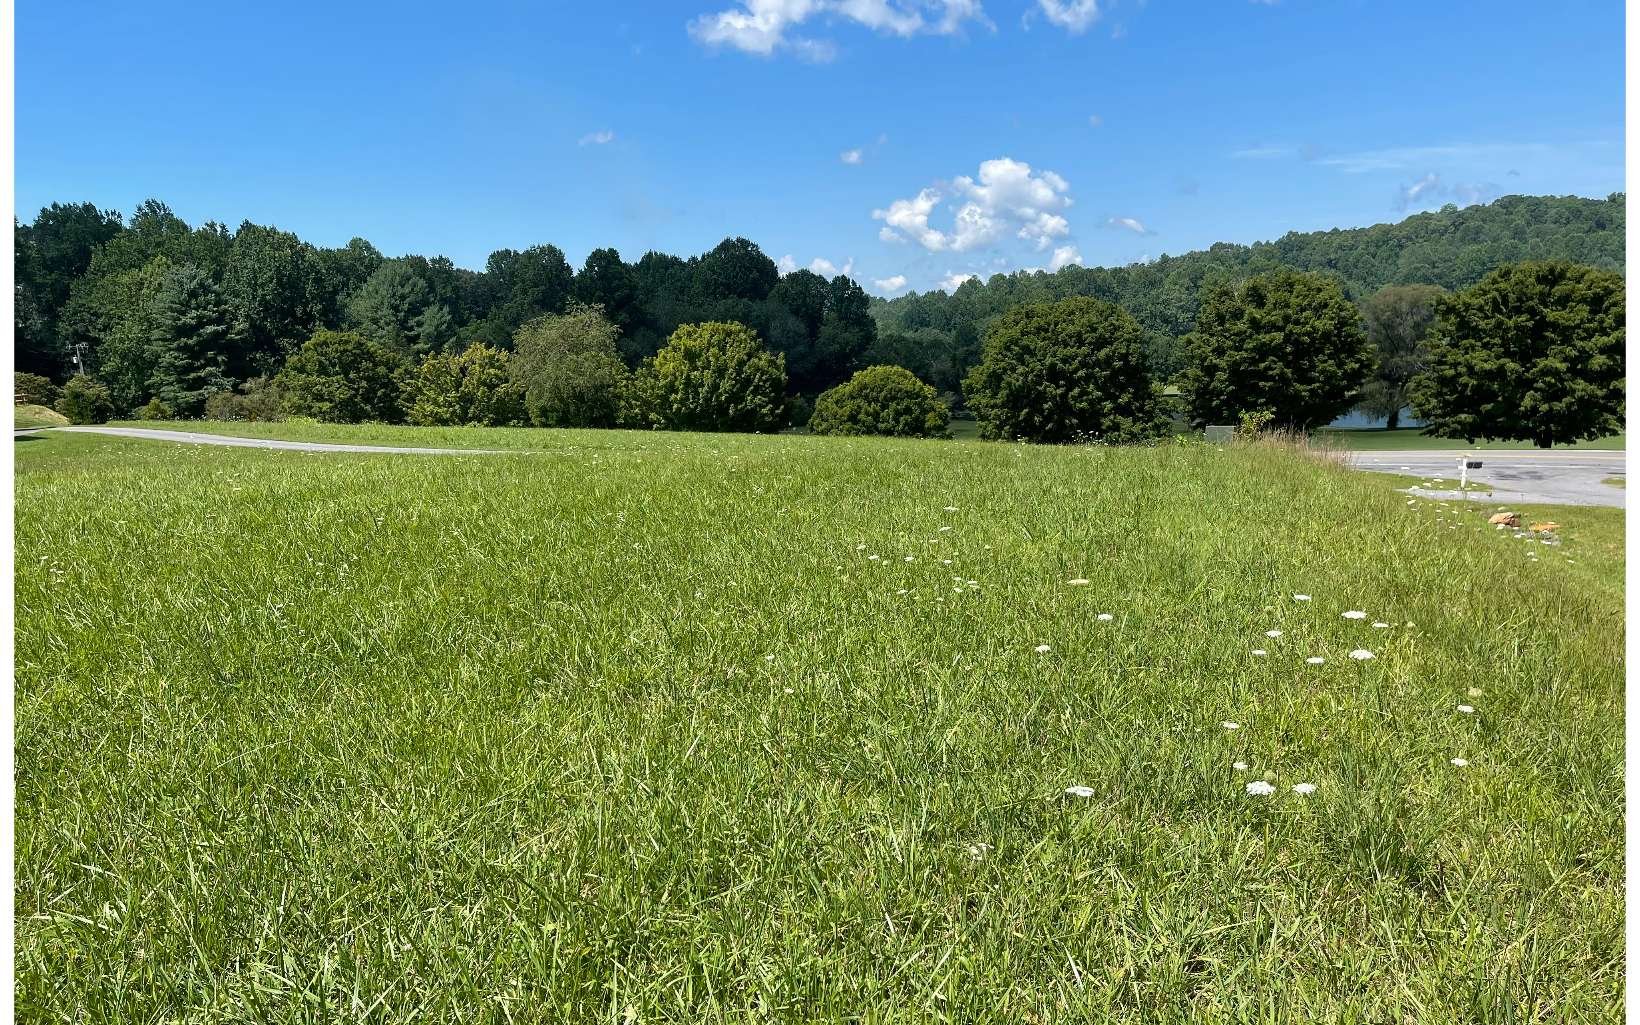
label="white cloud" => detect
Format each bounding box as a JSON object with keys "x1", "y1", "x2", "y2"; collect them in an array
[
  {"x1": 809, "y1": 256, "x2": 855, "y2": 277},
  {"x1": 1396, "y1": 173, "x2": 1499, "y2": 211},
  {"x1": 840, "y1": 148, "x2": 864, "y2": 165},
  {"x1": 1048, "y1": 245, "x2": 1083, "y2": 271},
  {"x1": 776, "y1": 254, "x2": 800, "y2": 274},
  {"x1": 872, "y1": 187, "x2": 950, "y2": 250},
  {"x1": 879, "y1": 226, "x2": 905, "y2": 243},
  {"x1": 938, "y1": 271, "x2": 976, "y2": 291},
  {"x1": 578, "y1": 129, "x2": 616, "y2": 146},
  {"x1": 1231, "y1": 144, "x2": 1292, "y2": 159},
  {"x1": 874, "y1": 157, "x2": 1075, "y2": 255},
  {"x1": 1037, "y1": 0, "x2": 1100, "y2": 33},
  {"x1": 1106, "y1": 215, "x2": 1152, "y2": 235},
  {"x1": 689, "y1": 0, "x2": 987, "y2": 58},
  {"x1": 873, "y1": 274, "x2": 908, "y2": 292},
  {"x1": 1088, "y1": 114, "x2": 1102, "y2": 128}
]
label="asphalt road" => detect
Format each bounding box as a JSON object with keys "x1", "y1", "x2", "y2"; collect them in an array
[
  {"x1": 1344, "y1": 449, "x2": 1626, "y2": 508},
  {"x1": 39, "y1": 426, "x2": 508, "y2": 456}
]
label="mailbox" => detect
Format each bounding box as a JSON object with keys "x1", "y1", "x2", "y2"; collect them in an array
[{"x1": 1465, "y1": 460, "x2": 1483, "y2": 469}]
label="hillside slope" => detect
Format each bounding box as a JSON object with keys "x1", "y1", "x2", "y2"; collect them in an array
[{"x1": 869, "y1": 193, "x2": 1625, "y2": 388}]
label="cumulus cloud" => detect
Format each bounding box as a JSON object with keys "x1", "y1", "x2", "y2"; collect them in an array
[
  {"x1": 938, "y1": 271, "x2": 976, "y2": 291},
  {"x1": 873, "y1": 274, "x2": 908, "y2": 292},
  {"x1": 689, "y1": 0, "x2": 987, "y2": 59},
  {"x1": 1037, "y1": 0, "x2": 1100, "y2": 32},
  {"x1": 872, "y1": 187, "x2": 949, "y2": 250},
  {"x1": 776, "y1": 253, "x2": 800, "y2": 274},
  {"x1": 809, "y1": 256, "x2": 855, "y2": 277},
  {"x1": 1048, "y1": 245, "x2": 1083, "y2": 271},
  {"x1": 578, "y1": 129, "x2": 616, "y2": 146},
  {"x1": 840, "y1": 148, "x2": 864, "y2": 165},
  {"x1": 873, "y1": 157, "x2": 1075, "y2": 255},
  {"x1": 1106, "y1": 215, "x2": 1153, "y2": 235}
]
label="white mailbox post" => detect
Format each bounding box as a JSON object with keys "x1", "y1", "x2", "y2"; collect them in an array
[{"x1": 1459, "y1": 456, "x2": 1483, "y2": 490}]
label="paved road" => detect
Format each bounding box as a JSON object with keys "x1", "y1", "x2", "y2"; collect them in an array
[
  {"x1": 40, "y1": 426, "x2": 509, "y2": 456},
  {"x1": 1344, "y1": 449, "x2": 1626, "y2": 508}
]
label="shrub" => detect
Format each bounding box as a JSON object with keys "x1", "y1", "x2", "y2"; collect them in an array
[
  {"x1": 136, "y1": 397, "x2": 175, "y2": 420},
  {"x1": 204, "y1": 377, "x2": 286, "y2": 422},
  {"x1": 1411, "y1": 261, "x2": 1624, "y2": 447},
  {"x1": 54, "y1": 375, "x2": 114, "y2": 425},
  {"x1": 404, "y1": 342, "x2": 525, "y2": 427},
  {"x1": 963, "y1": 297, "x2": 1162, "y2": 443},
  {"x1": 509, "y1": 304, "x2": 632, "y2": 428},
  {"x1": 15, "y1": 373, "x2": 60, "y2": 408},
  {"x1": 634, "y1": 321, "x2": 788, "y2": 433},
  {"x1": 1180, "y1": 271, "x2": 1371, "y2": 430},
  {"x1": 810, "y1": 365, "x2": 950, "y2": 439},
  {"x1": 276, "y1": 330, "x2": 405, "y2": 424}
]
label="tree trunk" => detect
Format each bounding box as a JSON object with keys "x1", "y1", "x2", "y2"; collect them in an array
[{"x1": 1385, "y1": 408, "x2": 1400, "y2": 431}]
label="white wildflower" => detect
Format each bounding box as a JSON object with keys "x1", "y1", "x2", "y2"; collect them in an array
[
  {"x1": 1067, "y1": 578, "x2": 1090, "y2": 586},
  {"x1": 1064, "y1": 785, "x2": 1094, "y2": 798},
  {"x1": 1293, "y1": 594, "x2": 1312, "y2": 601},
  {"x1": 1096, "y1": 613, "x2": 1113, "y2": 622},
  {"x1": 1035, "y1": 644, "x2": 1052, "y2": 654},
  {"x1": 1348, "y1": 649, "x2": 1374, "y2": 660},
  {"x1": 1245, "y1": 780, "x2": 1276, "y2": 796},
  {"x1": 1251, "y1": 649, "x2": 1267, "y2": 656},
  {"x1": 1291, "y1": 783, "x2": 1316, "y2": 795},
  {"x1": 1221, "y1": 721, "x2": 1240, "y2": 730},
  {"x1": 1232, "y1": 761, "x2": 1248, "y2": 770},
  {"x1": 1457, "y1": 704, "x2": 1475, "y2": 714},
  {"x1": 1450, "y1": 758, "x2": 1468, "y2": 767},
  {"x1": 1265, "y1": 630, "x2": 1282, "y2": 638},
  {"x1": 1342, "y1": 610, "x2": 1367, "y2": 620},
  {"x1": 1371, "y1": 622, "x2": 1390, "y2": 628},
  {"x1": 1305, "y1": 657, "x2": 1325, "y2": 665}
]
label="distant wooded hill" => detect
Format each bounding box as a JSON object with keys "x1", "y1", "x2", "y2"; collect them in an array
[{"x1": 867, "y1": 193, "x2": 1625, "y2": 393}]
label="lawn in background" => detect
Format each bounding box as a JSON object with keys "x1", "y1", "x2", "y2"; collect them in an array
[
  {"x1": 1315, "y1": 426, "x2": 1626, "y2": 451},
  {"x1": 15, "y1": 428, "x2": 1623, "y2": 1021}
]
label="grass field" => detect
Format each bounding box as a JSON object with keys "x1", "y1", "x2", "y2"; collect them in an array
[
  {"x1": 1314, "y1": 426, "x2": 1626, "y2": 451},
  {"x1": 14, "y1": 427, "x2": 1624, "y2": 1021},
  {"x1": 14, "y1": 403, "x2": 69, "y2": 429}
]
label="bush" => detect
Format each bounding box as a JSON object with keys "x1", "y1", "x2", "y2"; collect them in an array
[
  {"x1": 963, "y1": 297, "x2": 1163, "y2": 443},
  {"x1": 1411, "y1": 261, "x2": 1625, "y2": 447},
  {"x1": 276, "y1": 330, "x2": 405, "y2": 424},
  {"x1": 54, "y1": 375, "x2": 114, "y2": 425},
  {"x1": 634, "y1": 321, "x2": 787, "y2": 433},
  {"x1": 1179, "y1": 271, "x2": 1371, "y2": 430},
  {"x1": 810, "y1": 365, "x2": 950, "y2": 438},
  {"x1": 509, "y1": 305, "x2": 632, "y2": 428},
  {"x1": 136, "y1": 397, "x2": 175, "y2": 420},
  {"x1": 204, "y1": 377, "x2": 286, "y2": 422},
  {"x1": 15, "y1": 373, "x2": 60, "y2": 408},
  {"x1": 404, "y1": 342, "x2": 525, "y2": 427}
]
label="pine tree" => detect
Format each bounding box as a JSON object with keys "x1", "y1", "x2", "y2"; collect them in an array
[{"x1": 147, "y1": 263, "x2": 239, "y2": 415}]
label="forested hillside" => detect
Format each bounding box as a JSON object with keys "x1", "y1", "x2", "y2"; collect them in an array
[{"x1": 869, "y1": 193, "x2": 1625, "y2": 393}]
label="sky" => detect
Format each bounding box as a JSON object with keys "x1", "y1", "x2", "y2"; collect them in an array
[{"x1": 16, "y1": 0, "x2": 1626, "y2": 296}]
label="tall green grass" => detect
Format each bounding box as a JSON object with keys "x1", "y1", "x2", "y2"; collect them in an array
[{"x1": 15, "y1": 428, "x2": 1623, "y2": 1021}]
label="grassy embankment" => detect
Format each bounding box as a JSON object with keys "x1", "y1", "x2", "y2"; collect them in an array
[{"x1": 15, "y1": 426, "x2": 1623, "y2": 1021}]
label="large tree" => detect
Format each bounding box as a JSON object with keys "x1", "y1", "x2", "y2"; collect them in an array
[
  {"x1": 346, "y1": 261, "x2": 453, "y2": 356},
  {"x1": 403, "y1": 342, "x2": 524, "y2": 427},
  {"x1": 509, "y1": 304, "x2": 631, "y2": 428},
  {"x1": 1411, "y1": 261, "x2": 1624, "y2": 447},
  {"x1": 222, "y1": 221, "x2": 319, "y2": 377},
  {"x1": 634, "y1": 321, "x2": 787, "y2": 433},
  {"x1": 692, "y1": 237, "x2": 778, "y2": 305},
  {"x1": 964, "y1": 296, "x2": 1162, "y2": 443},
  {"x1": 15, "y1": 202, "x2": 125, "y2": 376},
  {"x1": 575, "y1": 248, "x2": 639, "y2": 336},
  {"x1": 1179, "y1": 270, "x2": 1371, "y2": 430},
  {"x1": 147, "y1": 264, "x2": 240, "y2": 416},
  {"x1": 1356, "y1": 284, "x2": 1443, "y2": 430}
]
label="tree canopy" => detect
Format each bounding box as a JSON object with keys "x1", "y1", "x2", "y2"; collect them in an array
[
  {"x1": 1411, "y1": 261, "x2": 1625, "y2": 447},
  {"x1": 1179, "y1": 271, "x2": 1372, "y2": 430}
]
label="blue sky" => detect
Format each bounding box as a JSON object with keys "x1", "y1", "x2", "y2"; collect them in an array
[{"x1": 17, "y1": 0, "x2": 1625, "y2": 296}]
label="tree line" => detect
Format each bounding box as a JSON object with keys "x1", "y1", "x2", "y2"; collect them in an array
[
  {"x1": 14, "y1": 200, "x2": 877, "y2": 415},
  {"x1": 13, "y1": 194, "x2": 1624, "y2": 448}
]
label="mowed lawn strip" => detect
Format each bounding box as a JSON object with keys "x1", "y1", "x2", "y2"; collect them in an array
[{"x1": 14, "y1": 429, "x2": 1623, "y2": 1021}]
